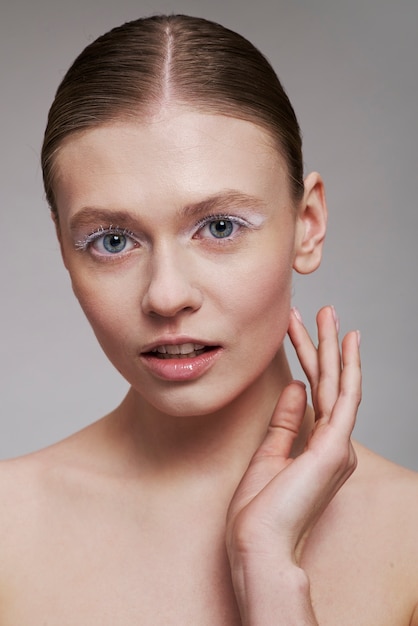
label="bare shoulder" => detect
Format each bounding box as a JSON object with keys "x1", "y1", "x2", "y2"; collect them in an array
[
  {"x1": 0, "y1": 449, "x2": 57, "y2": 602},
  {"x1": 351, "y1": 443, "x2": 418, "y2": 622},
  {"x1": 305, "y1": 442, "x2": 418, "y2": 625},
  {"x1": 309, "y1": 441, "x2": 418, "y2": 565},
  {"x1": 0, "y1": 440, "x2": 82, "y2": 543},
  {"x1": 0, "y1": 419, "x2": 115, "y2": 561},
  {"x1": 0, "y1": 419, "x2": 128, "y2": 609},
  {"x1": 0, "y1": 451, "x2": 51, "y2": 529},
  {"x1": 347, "y1": 442, "x2": 418, "y2": 560},
  {"x1": 353, "y1": 441, "x2": 418, "y2": 517}
]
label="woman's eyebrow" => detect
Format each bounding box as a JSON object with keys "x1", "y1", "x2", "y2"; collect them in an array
[
  {"x1": 180, "y1": 190, "x2": 267, "y2": 220},
  {"x1": 69, "y1": 208, "x2": 136, "y2": 235},
  {"x1": 68, "y1": 190, "x2": 267, "y2": 234}
]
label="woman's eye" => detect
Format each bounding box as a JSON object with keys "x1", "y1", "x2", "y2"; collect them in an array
[
  {"x1": 199, "y1": 218, "x2": 241, "y2": 240},
  {"x1": 100, "y1": 233, "x2": 129, "y2": 253},
  {"x1": 85, "y1": 230, "x2": 138, "y2": 256},
  {"x1": 209, "y1": 219, "x2": 234, "y2": 238}
]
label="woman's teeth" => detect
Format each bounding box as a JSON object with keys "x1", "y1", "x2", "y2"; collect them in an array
[{"x1": 150, "y1": 343, "x2": 207, "y2": 359}]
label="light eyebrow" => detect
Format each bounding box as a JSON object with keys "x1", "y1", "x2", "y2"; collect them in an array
[
  {"x1": 68, "y1": 190, "x2": 267, "y2": 235},
  {"x1": 180, "y1": 190, "x2": 267, "y2": 220},
  {"x1": 69, "y1": 208, "x2": 136, "y2": 236}
]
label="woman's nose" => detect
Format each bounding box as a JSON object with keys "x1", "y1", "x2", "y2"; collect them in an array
[{"x1": 141, "y1": 247, "x2": 203, "y2": 318}]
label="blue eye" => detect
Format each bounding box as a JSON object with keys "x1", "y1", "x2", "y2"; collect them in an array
[
  {"x1": 195, "y1": 215, "x2": 250, "y2": 242},
  {"x1": 209, "y1": 219, "x2": 234, "y2": 238},
  {"x1": 102, "y1": 233, "x2": 128, "y2": 253},
  {"x1": 76, "y1": 227, "x2": 138, "y2": 257}
]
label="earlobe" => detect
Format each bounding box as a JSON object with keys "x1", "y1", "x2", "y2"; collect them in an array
[{"x1": 292, "y1": 172, "x2": 327, "y2": 275}]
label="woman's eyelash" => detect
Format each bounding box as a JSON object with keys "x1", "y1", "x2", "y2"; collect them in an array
[
  {"x1": 74, "y1": 214, "x2": 255, "y2": 252},
  {"x1": 75, "y1": 225, "x2": 137, "y2": 251},
  {"x1": 194, "y1": 214, "x2": 251, "y2": 231}
]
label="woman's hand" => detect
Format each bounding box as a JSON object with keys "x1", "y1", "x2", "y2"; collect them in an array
[{"x1": 226, "y1": 306, "x2": 362, "y2": 625}]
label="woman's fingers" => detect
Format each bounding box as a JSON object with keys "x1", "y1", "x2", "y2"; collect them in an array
[
  {"x1": 315, "y1": 306, "x2": 341, "y2": 422},
  {"x1": 289, "y1": 306, "x2": 357, "y2": 427},
  {"x1": 254, "y1": 381, "x2": 307, "y2": 460},
  {"x1": 229, "y1": 382, "x2": 308, "y2": 521},
  {"x1": 288, "y1": 308, "x2": 320, "y2": 395},
  {"x1": 328, "y1": 329, "x2": 362, "y2": 438}
]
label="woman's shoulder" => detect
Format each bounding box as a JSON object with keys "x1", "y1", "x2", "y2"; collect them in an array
[
  {"x1": 346, "y1": 442, "x2": 418, "y2": 567},
  {"x1": 0, "y1": 442, "x2": 78, "y2": 523},
  {"x1": 310, "y1": 441, "x2": 418, "y2": 571},
  {"x1": 0, "y1": 426, "x2": 117, "y2": 576},
  {"x1": 304, "y1": 442, "x2": 418, "y2": 624},
  {"x1": 349, "y1": 442, "x2": 418, "y2": 518},
  {"x1": 0, "y1": 449, "x2": 61, "y2": 587},
  {"x1": 0, "y1": 449, "x2": 53, "y2": 507},
  {"x1": 0, "y1": 422, "x2": 112, "y2": 519},
  {"x1": 353, "y1": 441, "x2": 418, "y2": 494}
]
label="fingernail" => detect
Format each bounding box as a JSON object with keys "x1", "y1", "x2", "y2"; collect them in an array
[
  {"x1": 291, "y1": 307, "x2": 303, "y2": 323},
  {"x1": 356, "y1": 330, "x2": 361, "y2": 347},
  {"x1": 292, "y1": 380, "x2": 306, "y2": 389},
  {"x1": 331, "y1": 305, "x2": 340, "y2": 332}
]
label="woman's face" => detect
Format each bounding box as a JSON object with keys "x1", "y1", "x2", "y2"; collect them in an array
[{"x1": 53, "y1": 107, "x2": 308, "y2": 416}]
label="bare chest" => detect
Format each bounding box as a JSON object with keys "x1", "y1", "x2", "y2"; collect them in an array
[
  {"x1": 1, "y1": 486, "x2": 415, "y2": 625},
  {"x1": 2, "y1": 498, "x2": 242, "y2": 625}
]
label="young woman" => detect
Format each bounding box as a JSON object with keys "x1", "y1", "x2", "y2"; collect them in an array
[{"x1": 1, "y1": 14, "x2": 417, "y2": 625}]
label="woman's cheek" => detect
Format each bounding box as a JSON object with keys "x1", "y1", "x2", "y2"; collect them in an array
[
  {"x1": 69, "y1": 271, "x2": 133, "y2": 343},
  {"x1": 245, "y1": 253, "x2": 293, "y2": 314}
]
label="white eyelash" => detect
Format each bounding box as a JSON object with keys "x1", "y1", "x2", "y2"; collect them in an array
[
  {"x1": 75, "y1": 225, "x2": 136, "y2": 251},
  {"x1": 194, "y1": 214, "x2": 252, "y2": 231}
]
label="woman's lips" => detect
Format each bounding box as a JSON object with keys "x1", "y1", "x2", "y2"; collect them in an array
[{"x1": 140, "y1": 344, "x2": 222, "y2": 381}]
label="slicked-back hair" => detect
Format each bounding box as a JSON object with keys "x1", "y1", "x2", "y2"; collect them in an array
[{"x1": 42, "y1": 14, "x2": 304, "y2": 215}]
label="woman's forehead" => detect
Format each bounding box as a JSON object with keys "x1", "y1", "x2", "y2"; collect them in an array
[
  {"x1": 53, "y1": 110, "x2": 291, "y2": 211},
  {"x1": 57, "y1": 106, "x2": 281, "y2": 158}
]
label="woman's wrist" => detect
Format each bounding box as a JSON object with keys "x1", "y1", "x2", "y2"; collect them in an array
[{"x1": 230, "y1": 555, "x2": 318, "y2": 626}]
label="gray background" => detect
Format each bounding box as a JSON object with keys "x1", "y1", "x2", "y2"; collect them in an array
[{"x1": 1, "y1": 0, "x2": 418, "y2": 470}]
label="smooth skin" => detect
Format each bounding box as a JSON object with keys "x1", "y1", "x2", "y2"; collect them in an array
[{"x1": 1, "y1": 108, "x2": 418, "y2": 624}]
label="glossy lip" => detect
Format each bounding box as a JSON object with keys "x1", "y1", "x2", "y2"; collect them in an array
[
  {"x1": 139, "y1": 336, "x2": 223, "y2": 382},
  {"x1": 141, "y1": 335, "x2": 217, "y2": 352}
]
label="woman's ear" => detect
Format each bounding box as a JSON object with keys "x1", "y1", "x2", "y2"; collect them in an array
[{"x1": 293, "y1": 172, "x2": 327, "y2": 275}]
